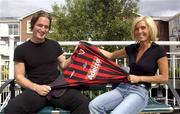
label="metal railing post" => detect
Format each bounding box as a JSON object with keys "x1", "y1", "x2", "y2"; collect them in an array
[
  {"x1": 8, "y1": 35, "x2": 14, "y2": 79},
  {"x1": 172, "y1": 54, "x2": 176, "y2": 105}
]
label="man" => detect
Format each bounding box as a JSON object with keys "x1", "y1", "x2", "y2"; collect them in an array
[{"x1": 5, "y1": 11, "x2": 90, "y2": 114}]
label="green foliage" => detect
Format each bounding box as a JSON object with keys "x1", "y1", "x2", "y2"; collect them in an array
[
  {"x1": 49, "y1": 0, "x2": 139, "y2": 41},
  {"x1": 1, "y1": 65, "x2": 9, "y2": 80},
  {"x1": 169, "y1": 67, "x2": 180, "y2": 78}
]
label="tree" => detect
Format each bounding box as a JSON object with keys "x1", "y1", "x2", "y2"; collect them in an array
[{"x1": 49, "y1": 0, "x2": 139, "y2": 41}]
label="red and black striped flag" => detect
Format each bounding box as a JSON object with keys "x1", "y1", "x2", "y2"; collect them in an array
[{"x1": 50, "y1": 41, "x2": 128, "y2": 89}]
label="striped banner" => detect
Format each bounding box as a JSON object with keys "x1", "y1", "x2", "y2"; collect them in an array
[{"x1": 50, "y1": 41, "x2": 128, "y2": 89}]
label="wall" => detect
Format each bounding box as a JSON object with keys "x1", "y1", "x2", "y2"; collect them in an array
[
  {"x1": 169, "y1": 13, "x2": 180, "y2": 52},
  {"x1": 0, "y1": 24, "x2": 8, "y2": 36},
  {"x1": 20, "y1": 15, "x2": 33, "y2": 41}
]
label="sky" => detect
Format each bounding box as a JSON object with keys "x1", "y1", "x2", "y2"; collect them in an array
[
  {"x1": 138, "y1": 0, "x2": 180, "y2": 17},
  {"x1": 0, "y1": 0, "x2": 180, "y2": 17}
]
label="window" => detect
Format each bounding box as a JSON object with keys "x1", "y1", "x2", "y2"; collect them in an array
[
  {"x1": 27, "y1": 20, "x2": 32, "y2": 33},
  {"x1": 8, "y1": 24, "x2": 19, "y2": 35}
]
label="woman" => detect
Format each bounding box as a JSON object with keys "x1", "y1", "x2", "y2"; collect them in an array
[{"x1": 89, "y1": 16, "x2": 169, "y2": 114}]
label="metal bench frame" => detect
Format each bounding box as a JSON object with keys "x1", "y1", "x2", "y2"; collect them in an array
[{"x1": 0, "y1": 79, "x2": 180, "y2": 114}]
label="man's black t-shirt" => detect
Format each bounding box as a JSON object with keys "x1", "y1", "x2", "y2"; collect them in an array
[{"x1": 14, "y1": 38, "x2": 64, "y2": 84}]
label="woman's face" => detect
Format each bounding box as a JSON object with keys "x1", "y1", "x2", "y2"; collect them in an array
[{"x1": 134, "y1": 21, "x2": 150, "y2": 42}]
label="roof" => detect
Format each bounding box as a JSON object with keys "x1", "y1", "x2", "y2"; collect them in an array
[
  {"x1": 0, "y1": 17, "x2": 19, "y2": 23},
  {"x1": 168, "y1": 12, "x2": 180, "y2": 21},
  {"x1": 152, "y1": 16, "x2": 171, "y2": 22},
  {"x1": 0, "y1": 9, "x2": 50, "y2": 23},
  {"x1": 18, "y1": 8, "x2": 50, "y2": 20}
]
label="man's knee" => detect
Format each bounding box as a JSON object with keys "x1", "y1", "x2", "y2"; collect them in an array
[
  {"x1": 4, "y1": 101, "x2": 26, "y2": 114},
  {"x1": 4, "y1": 103, "x2": 18, "y2": 114}
]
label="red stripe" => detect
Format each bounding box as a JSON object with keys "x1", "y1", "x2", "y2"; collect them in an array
[{"x1": 72, "y1": 57, "x2": 124, "y2": 75}]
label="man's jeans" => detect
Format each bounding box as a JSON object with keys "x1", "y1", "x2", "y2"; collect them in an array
[{"x1": 89, "y1": 83, "x2": 149, "y2": 114}]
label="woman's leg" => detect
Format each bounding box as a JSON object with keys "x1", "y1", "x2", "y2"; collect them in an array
[
  {"x1": 89, "y1": 89, "x2": 124, "y2": 114},
  {"x1": 4, "y1": 89, "x2": 47, "y2": 114},
  {"x1": 110, "y1": 93, "x2": 148, "y2": 114},
  {"x1": 111, "y1": 86, "x2": 149, "y2": 114},
  {"x1": 49, "y1": 88, "x2": 90, "y2": 114}
]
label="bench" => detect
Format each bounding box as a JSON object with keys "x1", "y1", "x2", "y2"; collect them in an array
[
  {"x1": 37, "y1": 97, "x2": 174, "y2": 114},
  {"x1": 0, "y1": 79, "x2": 180, "y2": 114}
]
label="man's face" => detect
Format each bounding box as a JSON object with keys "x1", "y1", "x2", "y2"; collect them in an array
[{"x1": 32, "y1": 17, "x2": 50, "y2": 42}]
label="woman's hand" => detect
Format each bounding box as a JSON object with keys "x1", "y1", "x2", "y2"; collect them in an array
[{"x1": 128, "y1": 75, "x2": 141, "y2": 83}]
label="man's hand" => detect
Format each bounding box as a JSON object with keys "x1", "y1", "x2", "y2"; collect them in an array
[{"x1": 33, "y1": 84, "x2": 51, "y2": 96}]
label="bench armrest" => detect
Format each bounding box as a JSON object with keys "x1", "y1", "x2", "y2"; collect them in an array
[
  {"x1": 167, "y1": 81, "x2": 180, "y2": 107},
  {"x1": 0, "y1": 79, "x2": 15, "y2": 99}
]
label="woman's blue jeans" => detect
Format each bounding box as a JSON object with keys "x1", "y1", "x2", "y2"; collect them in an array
[{"x1": 89, "y1": 83, "x2": 149, "y2": 114}]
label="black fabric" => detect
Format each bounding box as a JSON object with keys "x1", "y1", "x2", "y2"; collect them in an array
[
  {"x1": 125, "y1": 42, "x2": 167, "y2": 88},
  {"x1": 125, "y1": 42, "x2": 167, "y2": 76},
  {"x1": 9, "y1": 39, "x2": 90, "y2": 114},
  {"x1": 14, "y1": 38, "x2": 64, "y2": 84},
  {"x1": 4, "y1": 89, "x2": 90, "y2": 114}
]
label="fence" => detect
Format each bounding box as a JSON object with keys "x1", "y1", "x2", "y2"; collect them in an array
[
  {"x1": 0, "y1": 37, "x2": 180, "y2": 112},
  {"x1": 1, "y1": 38, "x2": 180, "y2": 82}
]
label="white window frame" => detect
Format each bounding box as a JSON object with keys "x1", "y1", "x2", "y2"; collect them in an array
[
  {"x1": 8, "y1": 23, "x2": 19, "y2": 35},
  {"x1": 27, "y1": 20, "x2": 32, "y2": 33}
]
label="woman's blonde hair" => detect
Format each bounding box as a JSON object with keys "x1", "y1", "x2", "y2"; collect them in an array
[{"x1": 131, "y1": 16, "x2": 158, "y2": 41}]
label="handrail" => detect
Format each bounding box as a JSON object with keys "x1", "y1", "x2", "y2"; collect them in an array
[
  {"x1": 59, "y1": 41, "x2": 180, "y2": 46},
  {"x1": 0, "y1": 79, "x2": 15, "y2": 112},
  {"x1": 16, "y1": 41, "x2": 180, "y2": 46},
  {"x1": 0, "y1": 79, "x2": 14, "y2": 93},
  {"x1": 167, "y1": 81, "x2": 180, "y2": 107}
]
